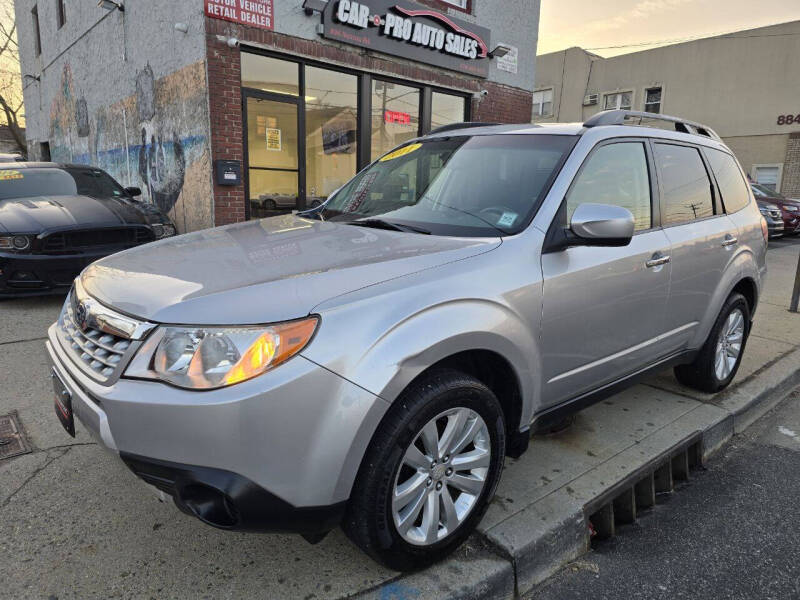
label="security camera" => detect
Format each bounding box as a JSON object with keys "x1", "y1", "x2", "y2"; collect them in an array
[
  {"x1": 227, "y1": 37, "x2": 240, "y2": 48},
  {"x1": 473, "y1": 89, "x2": 489, "y2": 101},
  {"x1": 480, "y1": 89, "x2": 489, "y2": 97}
]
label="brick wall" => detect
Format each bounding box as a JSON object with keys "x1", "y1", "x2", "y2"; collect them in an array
[
  {"x1": 205, "y1": 17, "x2": 533, "y2": 225},
  {"x1": 783, "y1": 133, "x2": 800, "y2": 198}
]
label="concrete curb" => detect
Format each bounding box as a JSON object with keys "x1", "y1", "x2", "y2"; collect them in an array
[{"x1": 366, "y1": 346, "x2": 800, "y2": 599}]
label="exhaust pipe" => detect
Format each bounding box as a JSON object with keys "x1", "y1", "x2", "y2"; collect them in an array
[{"x1": 178, "y1": 483, "x2": 238, "y2": 528}]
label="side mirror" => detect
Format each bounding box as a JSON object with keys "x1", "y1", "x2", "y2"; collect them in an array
[
  {"x1": 569, "y1": 203, "x2": 634, "y2": 247},
  {"x1": 125, "y1": 186, "x2": 142, "y2": 197}
]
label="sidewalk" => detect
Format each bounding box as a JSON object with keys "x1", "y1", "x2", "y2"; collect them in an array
[{"x1": 1, "y1": 240, "x2": 798, "y2": 600}]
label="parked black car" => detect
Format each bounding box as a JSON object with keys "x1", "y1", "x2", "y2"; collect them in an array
[
  {"x1": 0, "y1": 163, "x2": 176, "y2": 297},
  {"x1": 755, "y1": 198, "x2": 785, "y2": 239}
]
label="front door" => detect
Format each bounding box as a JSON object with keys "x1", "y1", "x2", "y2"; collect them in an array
[
  {"x1": 540, "y1": 140, "x2": 673, "y2": 407},
  {"x1": 244, "y1": 94, "x2": 301, "y2": 218}
]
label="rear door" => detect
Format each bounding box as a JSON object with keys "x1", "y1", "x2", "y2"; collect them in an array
[
  {"x1": 653, "y1": 141, "x2": 739, "y2": 351},
  {"x1": 540, "y1": 140, "x2": 673, "y2": 407}
]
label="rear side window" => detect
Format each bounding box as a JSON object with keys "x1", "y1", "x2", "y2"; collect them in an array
[
  {"x1": 705, "y1": 149, "x2": 751, "y2": 214},
  {"x1": 566, "y1": 142, "x2": 652, "y2": 231},
  {"x1": 654, "y1": 143, "x2": 714, "y2": 226}
]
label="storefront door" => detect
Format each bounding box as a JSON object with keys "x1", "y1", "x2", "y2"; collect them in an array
[{"x1": 244, "y1": 94, "x2": 301, "y2": 218}]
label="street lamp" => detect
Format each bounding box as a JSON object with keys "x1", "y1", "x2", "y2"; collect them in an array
[
  {"x1": 489, "y1": 44, "x2": 512, "y2": 59},
  {"x1": 98, "y1": 0, "x2": 124, "y2": 11}
]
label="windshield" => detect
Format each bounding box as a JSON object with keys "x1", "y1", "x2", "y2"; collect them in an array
[
  {"x1": 751, "y1": 183, "x2": 784, "y2": 199},
  {"x1": 319, "y1": 134, "x2": 577, "y2": 237},
  {"x1": 0, "y1": 167, "x2": 129, "y2": 200}
]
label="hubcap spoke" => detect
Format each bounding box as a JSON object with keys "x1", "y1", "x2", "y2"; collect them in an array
[
  {"x1": 449, "y1": 417, "x2": 482, "y2": 456},
  {"x1": 420, "y1": 420, "x2": 441, "y2": 460},
  {"x1": 440, "y1": 486, "x2": 460, "y2": 533},
  {"x1": 438, "y1": 409, "x2": 469, "y2": 457},
  {"x1": 421, "y1": 490, "x2": 440, "y2": 544},
  {"x1": 403, "y1": 444, "x2": 431, "y2": 471},
  {"x1": 451, "y1": 447, "x2": 491, "y2": 471},
  {"x1": 394, "y1": 472, "x2": 429, "y2": 512},
  {"x1": 396, "y1": 487, "x2": 428, "y2": 535},
  {"x1": 449, "y1": 474, "x2": 484, "y2": 496}
]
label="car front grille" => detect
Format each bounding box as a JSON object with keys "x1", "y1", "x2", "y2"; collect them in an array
[
  {"x1": 42, "y1": 227, "x2": 154, "y2": 253},
  {"x1": 769, "y1": 209, "x2": 782, "y2": 220},
  {"x1": 58, "y1": 293, "x2": 133, "y2": 381}
]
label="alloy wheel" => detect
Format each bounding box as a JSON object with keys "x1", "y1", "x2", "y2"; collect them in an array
[
  {"x1": 391, "y1": 407, "x2": 491, "y2": 546},
  {"x1": 714, "y1": 308, "x2": 745, "y2": 380}
]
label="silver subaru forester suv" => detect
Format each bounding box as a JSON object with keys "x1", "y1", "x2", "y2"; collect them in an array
[{"x1": 47, "y1": 111, "x2": 767, "y2": 570}]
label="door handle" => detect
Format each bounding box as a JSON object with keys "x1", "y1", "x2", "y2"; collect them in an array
[
  {"x1": 721, "y1": 235, "x2": 738, "y2": 247},
  {"x1": 646, "y1": 254, "x2": 671, "y2": 268}
]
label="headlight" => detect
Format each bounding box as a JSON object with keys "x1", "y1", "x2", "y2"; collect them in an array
[
  {"x1": 128, "y1": 317, "x2": 319, "y2": 389},
  {"x1": 0, "y1": 235, "x2": 31, "y2": 251},
  {"x1": 759, "y1": 208, "x2": 769, "y2": 215},
  {"x1": 785, "y1": 206, "x2": 798, "y2": 212},
  {"x1": 152, "y1": 224, "x2": 177, "y2": 239}
]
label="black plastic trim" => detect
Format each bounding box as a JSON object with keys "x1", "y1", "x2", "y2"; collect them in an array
[
  {"x1": 530, "y1": 350, "x2": 698, "y2": 433},
  {"x1": 120, "y1": 453, "x2": 346, "y2": 535}
]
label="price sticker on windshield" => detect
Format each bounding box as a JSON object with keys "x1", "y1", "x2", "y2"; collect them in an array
[
  {"x1": 498, "y1": 212, "x2": 518, "y2": 228},
  {"x1": 0, "y1": 170, "x2": 23, "y2": 181},
  {"x1": 380, "y1": 143, "x2": 422, "y2": 162}
]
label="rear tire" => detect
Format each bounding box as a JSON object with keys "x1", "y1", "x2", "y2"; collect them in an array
[
  {"x1": 674, "y1": 292, "x2": 751, "y2": 393},
  {"x1": 342, "y1": 369, "x2": 506, "y2": 571}
]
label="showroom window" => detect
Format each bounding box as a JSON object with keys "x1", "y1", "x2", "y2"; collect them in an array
[
  {"x1": 532, "y1": 89, "x2": 553, "y2": 117},
  {"x1": 431, "y1": 92, "x2": 468, "y2": 131},
  {"x1": 644, "y1": 87, "x2": 662, "y2": 113},
  {"x1": 240, "y1": 51, "x2": 469, "y2": 218},
  {"x1": 604, "y1": 91, "x2": 633, "y2": 111}
]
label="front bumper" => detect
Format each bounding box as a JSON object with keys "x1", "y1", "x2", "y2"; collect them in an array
[
  {"x1": 46, "y1": 325, "x2": 389, "y2": 534},
  {"x1": 0, "y1": 250, "x2": 107, "y2": 297}
]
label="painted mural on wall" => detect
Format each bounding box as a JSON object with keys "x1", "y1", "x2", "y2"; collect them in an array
[{"x1": 48, "y1": 61, "x2": 212, "y2": 232}]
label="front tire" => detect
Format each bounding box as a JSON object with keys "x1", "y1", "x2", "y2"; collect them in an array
[
  {"x1": 343, "y1": 369, "x2": 506, "y2": 571},
  {"x1": 674, "y1": 292, "x2": 751, "y2": 393}
]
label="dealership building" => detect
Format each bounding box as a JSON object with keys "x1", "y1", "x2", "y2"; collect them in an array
[
  {"x1": 535, "y1": 20, "x2": 800, "y2": 198},
  {"x1": 16, "y1": 0, "x2": 541, "y2": 231}
]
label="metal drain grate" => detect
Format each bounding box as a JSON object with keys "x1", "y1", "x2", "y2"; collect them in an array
[
  {"x1": 587, "y1": 435, "x2": 703, "y2": 541},
  {"x1": 0, "y1": 412, "x2": 32, "y2": 461}
]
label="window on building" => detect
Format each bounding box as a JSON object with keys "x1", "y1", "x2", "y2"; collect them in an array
[
  {"x1": 706, "y1": 148, "x2": 750, "y2": 214},
  {"x1": 32, "y1": 6, "x2": 41, "y2": 56},
  {"x1": 39, "y1": 142, "x2": 51, "y2": 161},
  {"x1": 431, "y1": 91, "x2": 467, "y2": 131},
  {"x1": 654, "y1": 143, "x2": 714, "y2": 226},
  {"x1": 439, "y1": 0, "x2": 469, "y2": 9},
  {"x1": 241, "y1": 53, "x2": 299, "y2": 97},
  {"x1": 305, "y1": 67, "x2": 358, "y2": 207},
  {"x1": 644, "y1": 87, "x2": 662, "y2": 114},
  {"x1": 752, "y1": 165, "x2": 782, "y2": 192},
  {"x1": 604, "y1": 91, "x2": 632, "y2": 111},
  {"x1": 371, "y1": 80, "x2": 420, "y2": 162},
  {"x1": 567, "y1": 142, "x2": 652, "y2": 231},
  {"x1": 56, "y1": 0, "x2": 66, "y2": 28},
  {"x1": 532, "y1": 89, "x2": 553, "y2": 118}
]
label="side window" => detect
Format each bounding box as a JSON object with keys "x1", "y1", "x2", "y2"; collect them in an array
[
  {"x1": 566, "y1": 142, "x2": 651, "y2": 231},
  {"x1": 705, "y1": 148, "x2": 750, "y2": 214},
  {"x1": 654, "y1": 143, "x2": 714, "y2": 226}
]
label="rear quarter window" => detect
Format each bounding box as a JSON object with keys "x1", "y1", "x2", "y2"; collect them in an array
[
  {"x1": 705, "y1": 148, "x2": 751, "y2": 214},
  {"x1": 654, "y1": 143, "x2": 714, "y2": 226}
]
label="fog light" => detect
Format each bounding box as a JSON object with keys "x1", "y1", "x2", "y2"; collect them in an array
[{"x1": 12, "y1": 236, "x2": 30, "y2": 250}]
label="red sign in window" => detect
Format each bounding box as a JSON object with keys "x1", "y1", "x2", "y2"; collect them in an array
[
  {"x1": 205, "y1": 0, "x2": 274, "y2": 31},
  {"x1": 385, "y1": 110, "x2": 411, "y2": 125}
]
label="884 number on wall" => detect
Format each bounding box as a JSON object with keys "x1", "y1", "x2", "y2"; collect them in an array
[{"x1": 777, "y1": 114, "x2": 800, "y2": 126}]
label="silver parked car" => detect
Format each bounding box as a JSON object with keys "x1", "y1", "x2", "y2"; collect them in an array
[{"x1": 47, "y1": 110, "x2": 767, "y2": 570}]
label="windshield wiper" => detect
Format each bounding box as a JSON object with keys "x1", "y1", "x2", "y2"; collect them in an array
[{"x1": 348, "y1": 219, "x2": 431, "y2": 235}]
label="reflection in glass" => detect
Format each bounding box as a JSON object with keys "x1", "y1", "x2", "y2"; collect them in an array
[
  {"x1": 655, "y1": 144, "x2": 714, "y2": 226},
  {"x1": 371, "y1": 80, "x2": 420, "y2": 161},
  {"x1": 431, "y1": 92, "x2": 466, "y2": 131},
  {"x1": 241, "y1": 53, "x2": 299, "y2": 96},
  {"x1": 246, "y1": 97, "x2": 299, "y2": 218},
  {"x1": 305, "y1": 67, "x2": 358, "y2": 207}
]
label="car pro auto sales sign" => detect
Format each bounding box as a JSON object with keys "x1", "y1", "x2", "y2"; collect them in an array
[
  {"x1": 322, "y1": 1, "x2": 492, "y2": 78},
  {"x1": 205, "y1": 0, "x2": 274, "y2": 31}
]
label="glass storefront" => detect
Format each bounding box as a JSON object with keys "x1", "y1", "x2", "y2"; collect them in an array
[
  {"x1": 241, "y1": 51, "x2": 469, "y2": 219},
  {"x1": 305, "y1": 67, "x2": 358, "y2": 207}
]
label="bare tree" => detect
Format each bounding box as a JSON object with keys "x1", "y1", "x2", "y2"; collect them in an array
[{"x1": 0, "y1": 0, "x2": 26, "y2": 155}]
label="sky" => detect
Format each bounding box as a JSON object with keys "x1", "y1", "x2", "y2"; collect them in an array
[{"x1": 538, "y1": 0, "x2": 800, "y2": 56}]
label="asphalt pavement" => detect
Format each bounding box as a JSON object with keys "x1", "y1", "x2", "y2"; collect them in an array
[{"x1": 531, "y1": 389, "x2": 800, "y2": 600}]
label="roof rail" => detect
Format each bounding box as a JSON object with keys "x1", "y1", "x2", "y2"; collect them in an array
[
  {"x1": 583, "y1": 110, "x2": 721, "y2": 141},
  {"x1": 428, "y1": 122, "x2": 500, "y2": 135}
]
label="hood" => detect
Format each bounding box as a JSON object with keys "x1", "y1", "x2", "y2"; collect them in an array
[
  {"x1": 82, "y1": 214, "x2": 500, "y2": 324},
  {"x1": 0, "y1": 195, "x2": 149, "y2": 233}
]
